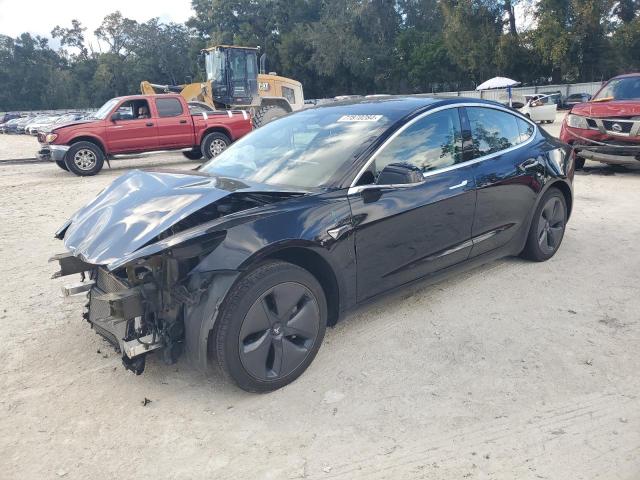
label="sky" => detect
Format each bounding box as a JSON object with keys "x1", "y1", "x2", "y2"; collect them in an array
[{"x1": 0, "y1": 0, "x2": 194, "y2": 48}]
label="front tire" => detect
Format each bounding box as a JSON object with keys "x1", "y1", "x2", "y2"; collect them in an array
[
  {"x1": 64, "y1": 141, "x2": 105, "y2": 176},
  {"x1": 521, "y1": 188, "x2": 567, "y2": 262},
  {"x1": 213, "y1": 261, "x2": 327, "y2": 392},
  {"x1": 55, "y1": 159, "x2": 68, "y2": 171},
  {"x1": 201, "y1": 132, "x2": 230, "y2": 160}
]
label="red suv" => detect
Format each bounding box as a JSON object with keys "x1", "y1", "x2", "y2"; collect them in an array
[{"x1": 559, "y1": 73, "x2": 640, "y2": 168}]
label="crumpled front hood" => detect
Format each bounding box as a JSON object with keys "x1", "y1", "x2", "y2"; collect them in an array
[
  {"x1": 571, "y1": 100, "x2": 640, "y2": 118},
  {"x1": 60, "y1": 169, "x2": 272, "y2": 267}
]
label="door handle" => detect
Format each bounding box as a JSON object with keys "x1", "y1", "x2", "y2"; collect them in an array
[
  {"x1": 145, "y1": 122, "x2": 154, "y2": 127},
  {"x1": 448, "y1": 180, "x2": 468, "y2": 190},
  {"x1": 179, "y1": 119, "x2": 187, "y2": 124},
  {"x1": 327, "y1": 224, "x2": 352, "y2": 240},
  {"x1": 519, "y1": 158, "x2": 540, "y2": 171}
]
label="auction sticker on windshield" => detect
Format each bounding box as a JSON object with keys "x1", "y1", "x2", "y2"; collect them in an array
[{"x1": 337, "y1": 115, "x2": 383, "y2": 122}]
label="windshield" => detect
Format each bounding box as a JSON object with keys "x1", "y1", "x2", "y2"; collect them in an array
[
  {"x1": 200, "y1": 108, "x2": 396, "y2": 188},
  {"x1": 92, "y1": 98, "x2": 120, "y2": 119},
  {"x1": 205, "y1": 50, "x2": 226, "y2": 82},
  {"x1": 593, "y1": 77, "x2": 640, "y2": 101}
]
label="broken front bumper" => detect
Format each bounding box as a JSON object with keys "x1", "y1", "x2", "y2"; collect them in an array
[
  {"x1": 37, "y1": 144, "x2": 69, "y2": 162},
  {"x1": 52, "y1": 253, "x2": 163, "y2": 373},
  {"x1": 562, "y1": 127, "x2": 640, "y2": 165}
]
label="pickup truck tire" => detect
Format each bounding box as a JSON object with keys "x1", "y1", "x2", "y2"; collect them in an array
[
  {"x1": 64, "y1": 141, "x2": 105, "y2": 176},
  {"x1": 55, "y1": 160, "x2": 68, "y2": 171},
  {"x1": 253, "y1": 105, "x2": 288, "y2": 128},
  {"x1": 182, "y1": 148, "x2": 203, "y2": 160},
  {"x1": 202, "y1": 132, "x2": 231, "y2": 160}
]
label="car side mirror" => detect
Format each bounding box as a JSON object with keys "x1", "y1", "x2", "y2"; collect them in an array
[
  {"x1": 110, "y1": 112, "x2": 121, "y2": 122},
  {"x1": 376, "y1": 163, "x2": 424, "y2": 185}
]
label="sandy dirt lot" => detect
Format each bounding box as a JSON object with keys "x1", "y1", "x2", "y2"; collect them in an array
[{"x1": 1, "y1": 119, "x2": 640, "y2": 479}]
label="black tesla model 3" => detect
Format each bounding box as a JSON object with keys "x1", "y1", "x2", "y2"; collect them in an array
[{"x1": 52, "y1": 96, "x2": 574, "y2": 392}]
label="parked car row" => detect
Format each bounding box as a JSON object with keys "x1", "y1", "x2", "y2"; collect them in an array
[
  {"x1": 0, "y1": 111, "x2": 92, "y2": 136},
  {"x1": 523, "y1": 91, "x2": 593, "y2": 109}
]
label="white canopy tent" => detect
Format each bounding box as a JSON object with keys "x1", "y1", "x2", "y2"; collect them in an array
[{"x1": 476, "y1": 77, "x2": 521, "y2": 106}]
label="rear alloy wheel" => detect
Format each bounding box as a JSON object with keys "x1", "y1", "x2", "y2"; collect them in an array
[
  {"x1": 64, "y1": 141, "x2": 105, "y2": 176},
  {"x1": 213, "y1": 261, "x2": 327, "y2": 392},
  {"x1": 521, "y1": 188, "x2": 567, "y2": 262},
  {"x1": 201, "y1": 132, "x2": 230, "y2": 160}
]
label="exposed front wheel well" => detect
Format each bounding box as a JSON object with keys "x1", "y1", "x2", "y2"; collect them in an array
[{"x1": 263, "y1": 248, "x2": 340, "y2": 326}]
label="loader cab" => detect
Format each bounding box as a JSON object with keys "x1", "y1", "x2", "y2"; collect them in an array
[{"x1": 204, "y1": 46, "x2": 259, "y2": 108}]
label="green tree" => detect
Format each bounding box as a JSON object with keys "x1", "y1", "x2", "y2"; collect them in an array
[{"x1": 441, "y1": 0, "x2": 503, "y2": 85}]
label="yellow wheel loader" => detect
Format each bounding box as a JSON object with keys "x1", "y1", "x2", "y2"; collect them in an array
[{"x1": 141, "y1": 45, "x2": 304, "y2": 127}]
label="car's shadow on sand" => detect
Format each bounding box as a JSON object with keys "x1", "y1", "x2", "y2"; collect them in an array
[{"x1": 138, "y1": 254, "x2": 529, "y2": 396}]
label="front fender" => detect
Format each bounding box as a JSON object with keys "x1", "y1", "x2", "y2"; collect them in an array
[
  {"x1": 183, "y1": 270, "x2": 240, "y2": 371},
  {"x1": 183, "y1": 192, "x2": 356, "y2": 369}
]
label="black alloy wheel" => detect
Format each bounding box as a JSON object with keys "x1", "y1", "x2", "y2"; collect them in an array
[
  {"x1": 239, "y1": 282, "x2": 320, "y2": 381},
  {"x1": 213, "y1": 261, "x2": 327, "y2": 392},
  {"x1": 522, "y1": 188, "x2": 567, "y2": 262},
  {"x1": 537, "y1": 195, "x2": 565, "y2": 255}
]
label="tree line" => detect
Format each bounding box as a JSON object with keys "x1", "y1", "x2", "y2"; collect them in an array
[{"x1": 1, "y1": 0, "x2": 639, "y2": 111}]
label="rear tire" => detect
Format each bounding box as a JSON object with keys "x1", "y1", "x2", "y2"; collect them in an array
[
  {"x1": 201, "y1": 132, "x2": 231, "y2": 160},
  {"x1": 213, "y1": 260, "x2": 327, "y2": 393},
  {"x1": 182, "y1": 148, "x2": 203, "y2": 160},
  {"x1": 253, "y1": 105, "x2": 288, "y2": 128},
  {"x1": 64, "y1": 141, "x2": 105, "y2": 176},
  {"x1": 521, "y1": 188, "x2": 567, "y2": 262}
]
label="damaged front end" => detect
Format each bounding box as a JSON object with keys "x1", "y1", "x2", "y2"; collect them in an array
[
  {"x1": 51, "y1": 169, "x2": 307, "y2": 374},
  {"x1": 52, "y1": 243, "x2": 216, "y2": 374},
  {"x1": 561, "y1": 109, "x2": 640, "y2": 165}
]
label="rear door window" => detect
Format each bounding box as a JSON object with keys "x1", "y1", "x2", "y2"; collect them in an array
[
  {"x1": 156, "y1": 98, "x2": 184, "y2": 117},
  {"x1": 466, "y1": 107, "x2": 522, "y2": 157},
  {"x1": 516, "y1": 117, "x2": 535, "y2": 143}
]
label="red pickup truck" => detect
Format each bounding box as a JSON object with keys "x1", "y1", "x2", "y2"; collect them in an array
[
  {"x1": 560, "y1": 73, "x2": 640, "y2": 168},
  {"x1": 37, "y1": 94, "x2": 253, "y2": 175}
]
